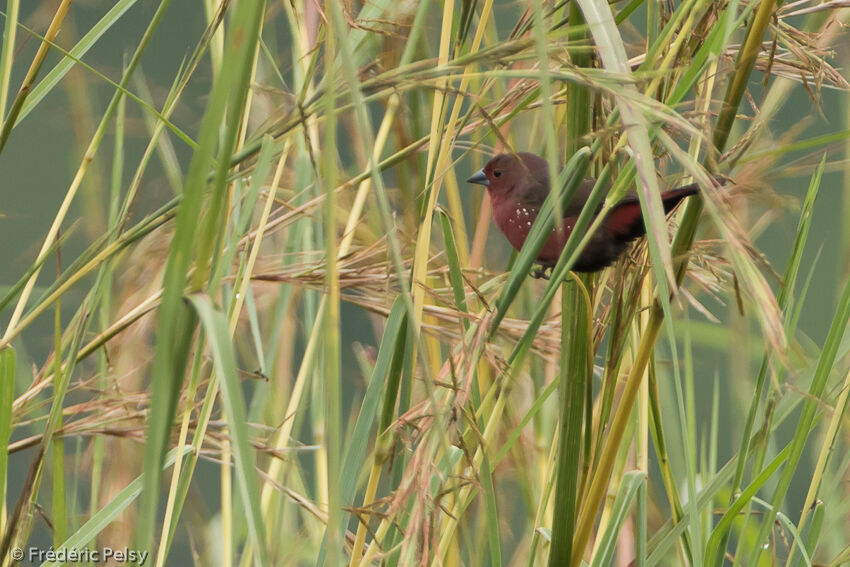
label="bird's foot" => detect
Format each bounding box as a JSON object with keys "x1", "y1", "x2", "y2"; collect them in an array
[{"x1": 530, "y1": 266, "x2": 552, "y2": 280}]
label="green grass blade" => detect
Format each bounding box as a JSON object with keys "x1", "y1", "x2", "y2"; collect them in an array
[
  {"x1": 746, "y1": 255, "x2": 850, "y2": 565},
  {"x1": 317, "y1": 297, "x2": 407, "y2": 565},
  {"x1": 0, "y1": 0, "x2": 20, "y2": 119},
  {"x1": 17, "y1": 0, "x2": 139, "y2": 124},
  {"x1": 481, "y1": 448, "x2": 503, "y2": 567},
  {"x1": 590, "y1": 471, "x2": 646, "y2": 567},
  {"x1": 138, "y1": 0, "x2": 266, "y2": 550},
  {"x1": 797, "y1": 500, "x2": 824, "y2": 567},
  {"x1": 0, "y1": 347, "x2": 14, "y2": 526},
  {"x1": 549, "y1": 276, "x2": 592, "y2": 566},
  {"x1": 750, "y1": 496, "x2": 813, "y2": 567},
  {"x1": 437, "y1": 208, "x2": 470, "y2": 322},
  {"x1": 38, "y1": 446, "x2": 192, "y2": 567},
  {"x1": 705, "y1": 441, "x2": 794, "y2": 566},
  {"x1": 187, "y1": 294, "x2": 267, "y2": 565}
]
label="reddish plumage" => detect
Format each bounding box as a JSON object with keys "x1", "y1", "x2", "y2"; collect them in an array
[{"x1": 467, "y1": 152, "x2": 698, "y2": 273}]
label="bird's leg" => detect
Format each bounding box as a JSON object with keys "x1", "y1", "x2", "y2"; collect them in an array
[{"x1": 530, "y1": 265, "x2": 551, "y2": 280}]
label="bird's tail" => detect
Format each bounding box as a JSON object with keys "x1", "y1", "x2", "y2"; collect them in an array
[{"x1": 661, "y1": 183, "x2": 699, "y2": 214}]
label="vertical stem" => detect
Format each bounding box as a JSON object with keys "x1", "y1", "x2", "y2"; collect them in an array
[
  {"x1": 52, "y1": 257, "x2": 65, "y2": 548},
  {"x1": 322, "y1": 2, "x2": 342, "y2": 564},
  {"x1": 572, "y1": 305, "x2": 663, "y2": 567},
  {"x1": 712, "y1": 0, "x2": 781, "y2": 153},
  {"x1": 841, "y1": 60, "x2": 850, "y2": 285},
  {"x1": 550, "y1": 276, "x2": 592, "y2": 565},
  {"x1": 566, "y1": 2, "x2": 592, "y2": 160}
]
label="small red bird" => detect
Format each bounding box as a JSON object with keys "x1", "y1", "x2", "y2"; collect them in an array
[{"x1": 467, "y1": 152, "x2": 698, "y2": 274}]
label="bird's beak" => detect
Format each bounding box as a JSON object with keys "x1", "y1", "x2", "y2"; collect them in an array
[{"x1": 466, "y1": 169, "x2": 489, "y2": 187}]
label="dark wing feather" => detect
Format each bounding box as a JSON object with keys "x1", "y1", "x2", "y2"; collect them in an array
[{"x1": 604, "y1": 185, "x2": 698, "y2": 241}]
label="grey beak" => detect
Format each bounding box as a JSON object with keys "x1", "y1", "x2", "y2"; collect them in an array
[{"x1": 466, "y1": 169, "x2": 489, "y2": 187}]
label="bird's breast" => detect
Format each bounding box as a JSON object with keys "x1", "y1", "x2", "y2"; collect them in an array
[
  {"x1": 493, "y1": 203, "x2": 537, "y2": 252},
  {"x1": 492, "y1": 200, "x2": 575, "y2": 264}
]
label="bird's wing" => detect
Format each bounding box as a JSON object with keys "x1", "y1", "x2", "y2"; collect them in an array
[
  {"x1": 519, "y1": 176, "x2": 600, "y2": 215},
  {"x1": 564, "y1": 178, "x2": 600, "y2": 218},
  {"x1": 516, "y1": 175, "x2": 550, "y2": 209},
  {"x1": 603, "y1": 186, "x2": 697, "y2": 240},
  {"x1": 604, "y1": 198, "x2": 645, "y2": 240}
]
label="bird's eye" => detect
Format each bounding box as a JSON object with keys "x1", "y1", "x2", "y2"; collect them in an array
[{"x1": 493, "y1": 169, "x2": 502, "y2": 177}]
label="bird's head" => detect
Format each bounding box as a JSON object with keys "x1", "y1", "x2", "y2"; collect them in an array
[{"x1": 466, "y1": 152, "x2": 549, "y2": 200}]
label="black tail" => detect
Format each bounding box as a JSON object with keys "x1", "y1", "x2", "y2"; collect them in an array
[{"x1": 661, "y1": 183, "x2": 699, "y2": 214}]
